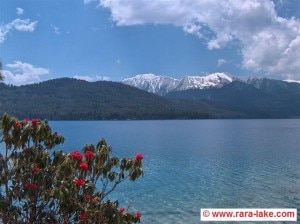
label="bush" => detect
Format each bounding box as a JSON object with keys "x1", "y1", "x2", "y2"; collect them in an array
[{"x1": 0, "y1": 113, "x2": 143, "y2": 223}]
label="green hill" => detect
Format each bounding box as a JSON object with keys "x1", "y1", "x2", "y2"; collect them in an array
[{"x1": 0, "y1": 78, "x2": 218, "y2": 120}]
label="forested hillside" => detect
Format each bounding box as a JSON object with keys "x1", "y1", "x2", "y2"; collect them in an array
[{"x1": 0, "y1": 78, "x2": 221, "y2": 120}]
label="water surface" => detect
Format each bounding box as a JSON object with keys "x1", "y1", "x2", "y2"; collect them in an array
[{"x1": 50, "y1": 120, "x2": 300, "y2": 223}]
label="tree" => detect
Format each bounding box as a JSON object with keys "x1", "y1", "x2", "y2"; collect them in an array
[{"x1": 0, "y1": 113, "x2": 144, "y2": 223}]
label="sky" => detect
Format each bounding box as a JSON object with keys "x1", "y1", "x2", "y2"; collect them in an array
[{"x1": 0, "y1": 0, "x2": 299, "y2": 86}]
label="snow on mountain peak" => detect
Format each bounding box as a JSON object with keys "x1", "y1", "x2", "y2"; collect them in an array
[
  {"x1": 133, "y1": 73, "x2": 157, "y2": 80},
  {"x1": 122, "y1": 72, "x2": 235, "y2": 95},
  {"x1": 284, "y1": 79, "x2": 300, "y2": 84},
  {"x1": 207, "y1": 72, "x2": 233, "y2": 82},
  {"x1": 174, "y1": 73, "x2": 234, "y2": 91},
  {"x1": 122, "y1": 73, "x2": 180, "y2": 95}
]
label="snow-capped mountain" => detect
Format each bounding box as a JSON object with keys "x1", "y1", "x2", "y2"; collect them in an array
[
  {"x1": 122, "y1": 73, "x2": 180, "y2": 95},
  {"x1": 122, "y1": 72, "x2": 235, "y2": 95},
  {"x1": 284, "y1": 79, "x2": 300, "y2": 84},
  {"x1": 174, "y1": 73, "x2": 234, "y2": 91}
]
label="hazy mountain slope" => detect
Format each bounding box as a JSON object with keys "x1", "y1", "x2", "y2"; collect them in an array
[
  {"x1": 248, "y1": 78, "x2": 300, "y2": 99},
  {"x1": 247, "y1": 78, "x2": 300, "y2": 117},
  {"x1": 166, "y1": 80, "x2": 300, "y2": 118}
]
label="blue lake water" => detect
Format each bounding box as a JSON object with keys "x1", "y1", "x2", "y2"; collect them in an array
[{"x1": 50, "y1": 120, "x2": 300, "y2": 223}]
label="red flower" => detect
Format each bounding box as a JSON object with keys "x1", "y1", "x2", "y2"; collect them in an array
[
  {"x1": 136, "y1": 211, "x2": 142, "y2": 218},
  {"x1": 84, "y1": 194, "x2": 93, "y2": 200},
  {"x1": 135, "y1": 153, "x2": 144, "y2": 161},
  {"x1": 14, "y1": 122, "x2": 21, "y2": 128},
  {"x1": 74, "y1": 178, "x2": 85, "y2": 186},
  {"x1": 33, "y1": 165, "x2": 40, "y2": 172},
  {"x1": 79, "y1": 212, "x2": 87, "y2": 220},
  {"x1": 31, "y1": 118, "x2": 39, "y2": 125},
  {"x1": 23, "y1": 118, "x2": 30, "y2": 123},
  {"x1": 25, "y1": 182, "x2": 38, "y2": 188},
  {"x1": 70, "y1": 151, "x2": 83, "y2": 161},
  {"x1": 79, "y1": 162, "x2": 88, "y2": 170},
  {"x1": 119, "y1": 207, "x2": 125, "y2": 213},
  {"x1": 84, "y1": 150, "x2": 95, "y2": 158}
]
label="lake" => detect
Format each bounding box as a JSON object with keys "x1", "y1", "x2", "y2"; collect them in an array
[{"x1": 50, "y1": 120, "x2": 300, "y2": 223}]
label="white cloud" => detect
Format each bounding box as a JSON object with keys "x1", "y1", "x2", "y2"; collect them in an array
[
  {"x1": 10, "y1": 19, "x2": 37, "y2": 32},
  {"x1": 3, "y1": 61, "x2": 49, "y2": 86},
  {"x1": 217, "y1": 59, "x2": 227, "y2": 67},
  {"x1": 0, "y1": 28, "x2": 9, "y2": 43},
  {"x1": 74, "y1": 75, "x2": 111, "y2": 82},
  {"x1": 0, "y1": 18, "x2": 37, "y2": 43},
  {"x1": 51, "y1": 25, "x2": 60, "y2": 35},
  {"x1": 16, "y1": 7, "x2": 24, "y2": 16},
  {"x1": 99, "y1": 0, "x2": 300, "y2": 79}
]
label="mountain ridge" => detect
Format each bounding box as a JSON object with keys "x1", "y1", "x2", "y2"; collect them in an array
[
  {"x1": 0, "y1": 78, "x2": 241, "y2": 120},
  {"x1": 166, "y1": 79, "x2": 300, "y2": 118},
  {"x1": 1, "y1": 76, "x2": 299, "y2": 119},
  {"x1": 122, "y1": 72, "x2": 237, "y2": 95},
  {"x1": 122, "y1": 73, "x2": 180, "y2": 96}
]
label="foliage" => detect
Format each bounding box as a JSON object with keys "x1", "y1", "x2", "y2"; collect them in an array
[{"x1": 0, "y1": 113, "x2": 143, "y2": 223}]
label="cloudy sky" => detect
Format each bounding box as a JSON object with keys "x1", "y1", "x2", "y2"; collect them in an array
[{"x1": 1, "y1": 0, "x2": 299, "y2": 85}]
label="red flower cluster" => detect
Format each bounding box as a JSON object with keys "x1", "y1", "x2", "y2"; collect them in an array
[
  {"x1": 84, "y1": 150, "x2": 95, "y2": 158},
  {"x1": 84, "y1": 194, "x2": 93, "y2": 200},
  {"x1": 70, "y1": 151, "x2": 83, "y2": 161},
  {"x1": 23, "y1": 118, "x2": 30, "y2": 123},
  {"x1": 31, "y1": 118, "x2": 39, "y2": 125},
  {"x1": 135, "y1": 153, "x2": 144, "y2": 161},
  {"x1": 136, "y1": 211, "x2": 142, "y2": 218},
  {"x1": 79, "y1": 162, "x2": 88, "y2": 170},
  {"x1": 25, "y1": 182, "x2": 38, "y2": 188},
  {"x1": 79, "y1": 212, "x2": 87, "y2": 220},
  {"x1": 14, "y1": 122, "x2": 22, "y2": 128},
  {"x1": 33, "y1": 165, "x2": 41, "y2": 172},
  {"x1": 119, "y1": 207, "x2": 125, "y2": 213},
  {"x1": 74, "y1": 178, "x2": 85, "y2": 186}
]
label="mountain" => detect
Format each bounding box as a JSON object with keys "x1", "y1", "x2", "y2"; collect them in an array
[
  {"x1": 0, "y1": 78, "x2": 239, "y2": 120},
  {"x1": 284, "y1": 80, "x2": 300, "y2": 84},
  {"x1": 248, "y1": 77, "x2": 300, "y2": 98},
  {"x1": 174, "y1": 73, "x2": 235, "y2": 91},
  {"x1": 122, "y1": 73, "x2": 235, "y2": 95},
  {"x1": 166, "y1": 78, "x2": 300, "y2": 118},
  {"x1": 122, "y1": 73, "x2": 180, "y2": 95},
  {"x1": 1, "y1": 77, "x2": 298, "y2": 120},
  {"x1": 247, "y1": 77, "x2": 300, "y2": 117}
]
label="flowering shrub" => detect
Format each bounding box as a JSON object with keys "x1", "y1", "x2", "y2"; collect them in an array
[{"x1": 0, "y1": 113, "x2": 143, "y2": 223}]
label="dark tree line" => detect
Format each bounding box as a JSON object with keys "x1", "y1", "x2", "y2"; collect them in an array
[{"x1": 0, "y1": 78, "x2": 216, "y2": 120}]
